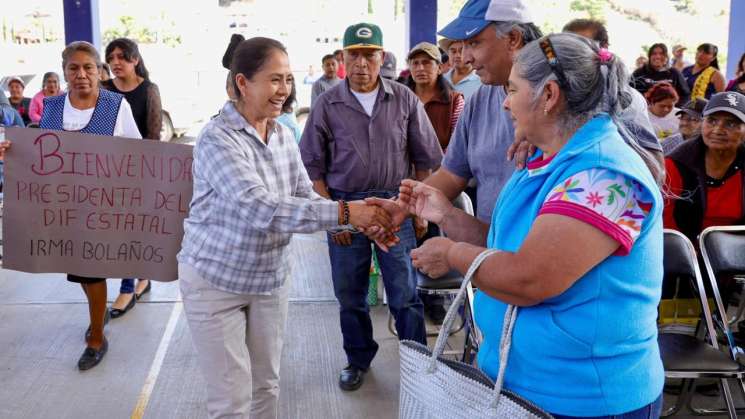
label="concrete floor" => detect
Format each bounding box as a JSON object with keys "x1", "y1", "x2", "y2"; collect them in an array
[
  {"x1": 0, "y1": 231, "x2": 739, "y2": 418},
  {"x1": 0, "y1": 232, "x2": 460, "y2": 419}
]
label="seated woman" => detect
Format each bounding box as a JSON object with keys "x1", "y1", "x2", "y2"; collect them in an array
[
  {"x1": 378, "y1": 33, "x2": 665, "y2": 418},
  {"x1": 727, "y1": 53, "x2": 745, "y2": 96},
  {"x1": 663, "y1": 92, "x2": 745, "y2": 294},
  {"x1": 632, "y1": 43, "x2": 690, "y2": 106},
  {"x1": 646, "y1": 81, "x2": 680, "y2": 140},
  {"x1": 682, "y1": 43, "x2": 726, "y2": 101},
  {"x1": 661, "y1": 98, "x2": 707, "y2": 155}
]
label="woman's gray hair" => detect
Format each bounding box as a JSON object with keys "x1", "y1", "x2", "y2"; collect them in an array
[
  {"x1": 42, "y1": 71, "x2": 59, "y2": 85},
  {"x1": 62, "y1": 41, "x2": 101, "y2": 69},
  {"x1": 514, "y1": 32, "x2": 663, "y2": 182},
  {"x1": 492, "y1": 21, "x2": 543, "y2": 46}
]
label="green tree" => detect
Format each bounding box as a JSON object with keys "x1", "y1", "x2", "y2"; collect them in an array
[
  {"x1": 570, "y1": 0, "x2": 605, "y2": 20},
  {"x1": 103, "y1": 15, "x2": 180, "y2": 47},
  {"x1": 670, "y1": 0, "x2": 697, "y2": 14}
]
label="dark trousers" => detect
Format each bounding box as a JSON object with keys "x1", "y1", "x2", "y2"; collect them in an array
[
  {"x1": 328, "y1": 189, "x2": 426, "y2": 369},
  {"x1": 551, "y1": 394, "x2": 662, "y2": 419}
]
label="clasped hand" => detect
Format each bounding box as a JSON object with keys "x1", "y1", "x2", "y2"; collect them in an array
[
  {"x1": 358, "y1": 179, "x2": 456, "y2": 249},
  {"x1": 332, "y1": 200, "x2": 399, "y2": 246}
]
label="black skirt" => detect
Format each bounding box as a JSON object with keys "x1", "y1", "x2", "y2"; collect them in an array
[{"x1": 67, "y1": 274, "x2": 106, "y2": 284}]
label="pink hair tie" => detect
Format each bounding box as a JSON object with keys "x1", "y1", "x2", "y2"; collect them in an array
[{"x1": 598, "y1": 48, "x2": 613, "y2": 63}]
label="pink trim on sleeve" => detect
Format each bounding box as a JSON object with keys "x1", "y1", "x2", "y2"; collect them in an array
[{"x1": 539, "y1": 200, "x2": 634, "y2": 256}]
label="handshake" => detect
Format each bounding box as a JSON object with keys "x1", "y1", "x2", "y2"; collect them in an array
[{"x1": 337, "y1": 179, "x2": 455, "y2": 250}]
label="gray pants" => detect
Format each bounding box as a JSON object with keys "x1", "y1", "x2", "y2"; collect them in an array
[{"x1": 179, "y1": 264, "x2": 289, "y2": 419}]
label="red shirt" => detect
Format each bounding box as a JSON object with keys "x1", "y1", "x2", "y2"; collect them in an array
[
  {"x1": 336, "y1": 62, "x2": 346, "y2": 79},
  {"x1": 663, "y1": 158, "x2": 743, "y2": 231}
]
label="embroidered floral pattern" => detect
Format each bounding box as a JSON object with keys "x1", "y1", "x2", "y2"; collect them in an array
[{"x1": 544, "y1": 169, "x2": 653, "y2": 244}]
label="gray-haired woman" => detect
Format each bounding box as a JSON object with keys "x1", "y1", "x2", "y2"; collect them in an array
[
  {"x1": 3, "y1": 41, "x2": 142, "y2": 371},
  {"x1": 49, "y1": 42, "x2": 142, "y2": 370},
  {"x1": 28, "y1": 72, "x2": 61, "y2": 124},
  {"x1": 381, "y1": 33, "x2": 665, "y2": 417}
]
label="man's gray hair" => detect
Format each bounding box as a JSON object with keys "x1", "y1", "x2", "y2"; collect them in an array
[
  {"x1": 492, "y1": 21, "x2": 543, "y2": 46},
  {"x1": 62, "y1": 41, "x2": 101, "y2": 69}
]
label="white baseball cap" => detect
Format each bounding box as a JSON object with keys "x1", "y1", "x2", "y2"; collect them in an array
[{"x1": 438, "y1": 0, "x2": 532, "y2": 41}]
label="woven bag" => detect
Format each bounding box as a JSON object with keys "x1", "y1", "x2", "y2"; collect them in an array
[{"x1": 399, "y1": 249, "x2": 553, "y2": 419}]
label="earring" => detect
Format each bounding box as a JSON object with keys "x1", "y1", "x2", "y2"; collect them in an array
[{"x1": 543, "y1": 107, "x2": 549, "y2": 116}]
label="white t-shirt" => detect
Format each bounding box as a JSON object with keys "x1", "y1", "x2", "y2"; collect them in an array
[
  {"x1": 63, "y1": 94, "x2": 142, "y2": 138},
  {"x1": 351, "y1": 86, "x2": 379, "y2": 117},
  {"x1": 648, "y1": 108, "x2": 680, "y2": 140}
]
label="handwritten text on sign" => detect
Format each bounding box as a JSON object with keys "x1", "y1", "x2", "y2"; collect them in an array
[{"x1": 2, "y1": 127, "x2": 193, "y2": 281}]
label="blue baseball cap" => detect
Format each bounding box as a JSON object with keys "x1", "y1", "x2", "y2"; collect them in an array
[{"x1": 438, "y1": 0, "x2": 532, "y2": 41}]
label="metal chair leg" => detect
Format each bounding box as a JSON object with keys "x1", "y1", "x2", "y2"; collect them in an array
[
  {"x1": 460, "y1": 296, "x2": 480, "y2": 364},
  {"x1": 721, "y1": 378, "x2": 739, "y2": 418},
  {"x1": 662, "y1": 379, "x2": 695, "y2": 417},
  {"x1": 688, "y1": 378, "x2": 745, "y2": 417}
]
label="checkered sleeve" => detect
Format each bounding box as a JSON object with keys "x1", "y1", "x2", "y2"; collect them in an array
[{"x1": 197, "y1": 130, "x2": 338, "y2": 234}]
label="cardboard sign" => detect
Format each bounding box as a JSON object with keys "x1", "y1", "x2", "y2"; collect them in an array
[{"x1": 2, "y1": 127, "x2": 193, "y2": 281}]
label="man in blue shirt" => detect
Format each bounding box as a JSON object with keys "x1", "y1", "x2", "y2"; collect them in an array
[
  {"x1": 423, "y1": 0, "x2": 542, "y2": 222},
  {"x1": 0, "y1": 91, "x2": 25, "y2": 128},
  {"x1": 440, "y1": 39, "x2": 482, "y2": 101},
  {"x1": 423, "y1": 0, "x2": 661, "y2": 223}
]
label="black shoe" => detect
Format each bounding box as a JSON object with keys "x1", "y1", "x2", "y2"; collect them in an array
[
  {"x1": 85, "y1": 309, "x2": 110, "y2": 341},
  {"x1": 135, "y1": 280, "x2": 152, "y2": 300},
  {"x1": 77, "y1": 337, "x2": 108, "y2": 371},
  {"x1": 109, "y1": 293, "x2": 136, "y2": 319},
  {"x1": 339, "y1": 365, "x2": 366, "y2": 391},
  {"x1": 428, "y1": 304, "x2": 447, "y2": 325}
]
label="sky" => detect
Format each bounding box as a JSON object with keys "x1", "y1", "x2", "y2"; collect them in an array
[{"x1": 2, "y1": 0, "x2": 733, "y2": 69}]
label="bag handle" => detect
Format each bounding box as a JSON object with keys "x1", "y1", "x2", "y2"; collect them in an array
[{"x1": 426, "y1": 248, "x2": 516, "y2": 407}]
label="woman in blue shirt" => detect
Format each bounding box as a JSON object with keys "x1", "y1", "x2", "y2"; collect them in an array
[{"x1": 390, "y1": 33, "x2": 665, "y2": 418}]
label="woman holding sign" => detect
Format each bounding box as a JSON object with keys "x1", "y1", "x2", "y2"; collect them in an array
[
  {"x1": 177, "y1": 36, "x2": 394, "y2": 419},
  {"x1": 38, "y1": 41, "x2": 142, "y2": 370}
]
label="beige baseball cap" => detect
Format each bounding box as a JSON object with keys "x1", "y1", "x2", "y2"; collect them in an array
[{"x1": 407, "y1": 42, "x2": 442, "y2": 63}]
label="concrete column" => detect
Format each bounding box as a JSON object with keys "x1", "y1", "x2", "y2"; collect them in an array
[
  {"x1": 727, "y1": 0, "x2": 744, "y2": 80},
  {"x1": 406, "y1": 0, "x2": 437, "y2": 51},
  {"x1": 63, "y1": 0, "x2": 101, "y2": 50}
]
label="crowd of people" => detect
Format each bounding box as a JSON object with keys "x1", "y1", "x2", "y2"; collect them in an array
[{"x1": 2, "y1": 0, "x2": 745, "y2": 418}]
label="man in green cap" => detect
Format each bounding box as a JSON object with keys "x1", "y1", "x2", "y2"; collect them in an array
[{"x1": 300, "y1": 22, "x2": 442, "y2": 391}]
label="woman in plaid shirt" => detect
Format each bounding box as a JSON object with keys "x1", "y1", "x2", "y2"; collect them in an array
[{"x1": 177, "y1": 37, "x2": 391, "y2": 419}]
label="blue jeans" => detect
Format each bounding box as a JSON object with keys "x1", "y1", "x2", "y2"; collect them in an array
[
  {"x1": 328, "y1": 189, "x2": 426, "y2": 370},
  {"x1": 551, "y1": 394, "x2": 662, "y2": 419},
  {"x1": 120, "y1": 278, "x2": 135, "y2": 294}
]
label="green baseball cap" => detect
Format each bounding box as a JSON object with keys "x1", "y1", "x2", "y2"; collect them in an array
[{"x1": 343, "y1": 23, "x2": 383, "y2": 50}]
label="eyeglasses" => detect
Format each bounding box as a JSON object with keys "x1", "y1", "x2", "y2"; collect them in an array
[
  {"x1": 678, "y1": 114, "x2": 702, "y2": 123},
  {"x1": 704, "y1": 116, "x2": 744, "y2": 131}
]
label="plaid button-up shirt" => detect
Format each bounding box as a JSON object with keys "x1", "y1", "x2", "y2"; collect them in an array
[{"x1": 178, "y1": 101, "x2": 339, "y2": 294}]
